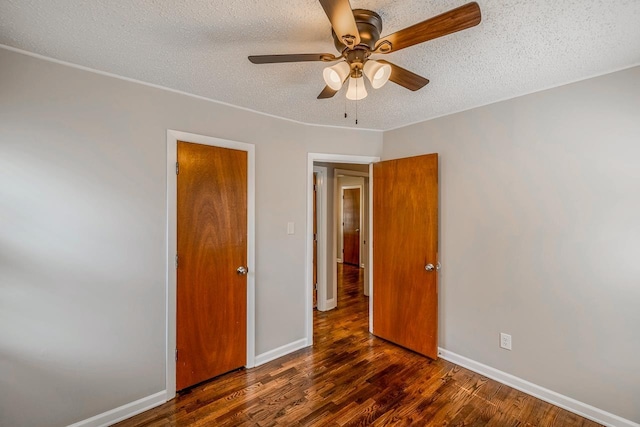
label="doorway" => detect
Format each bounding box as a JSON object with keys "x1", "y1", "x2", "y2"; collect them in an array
[
  {"x1": 307, "y1": 153, "x2": 378, "y2": 344},
  {"x1": 314, "y1": 163, "x2": 369, "y2": 312},
  {"x1": 166, "y1": 130, "x2": 256, "y2": 399},
  {"x1": 341, "y1": 186, "x2": 361, "y2": 266},
  {"x1": 335, "y1": 170, "x2": 370, "y2": 299},
  {"x1": 307, "y1": 152, "x2": 440, "y2": 360}
]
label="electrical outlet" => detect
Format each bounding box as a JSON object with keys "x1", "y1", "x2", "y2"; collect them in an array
[{"x1": 500, "y1": 333, "x2": 512, "y2": 350}]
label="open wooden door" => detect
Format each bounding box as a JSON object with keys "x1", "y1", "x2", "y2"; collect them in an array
[
  {"x1": 373, "y1": 154, "x2": 439, "y2": 359},
  {"x1": 176, "y1": 141, "x2": 247, "y2": 390},
  {"x1": 343, "y1": 188, "x2": 361, "y2": 266}
]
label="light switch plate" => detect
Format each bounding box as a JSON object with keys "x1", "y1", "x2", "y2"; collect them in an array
[{"x1": 287, "y1": 222, "x2": 295, "y2": 235}]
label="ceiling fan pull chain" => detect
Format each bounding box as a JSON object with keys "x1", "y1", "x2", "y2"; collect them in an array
[
  {"x1": 344, "y1": 95, "x2": 347, "y2": 119},
  {"x1": 355, "y1": 86, "x2": 358, "y2": 125}
]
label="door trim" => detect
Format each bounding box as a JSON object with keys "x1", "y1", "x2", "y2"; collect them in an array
[
  {"x1": 166, "y1": 129, "x2": 256, "y2": 400},
  {"x1": 313, "y1": 166, "x2": 329, "y2": 311},
  {"x1": 306, "y1": 153, "x2": 379, "y2": 345},
  {"x1": 334, "y1": 168, "x2": 369, "y2": 178}
]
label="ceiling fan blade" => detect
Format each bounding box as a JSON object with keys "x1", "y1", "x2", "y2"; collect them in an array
[
  {"x1": 317, "y1": 85, "x2": 339, "y2": 99},
  {"x1": 375, "y1": 2, "x2": 481, "y2": 53},
  {"x1": 318, "y1": 0, "x2": 361, "y2": 49},
  {"x1": 248, "y1": 53, "x2": 340, "y2": 64},
  {"x1": 377, "y1": 60, "x2": 429, "y2": 91}
]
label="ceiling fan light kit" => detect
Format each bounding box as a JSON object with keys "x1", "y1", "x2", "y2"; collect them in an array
[
  {"x1": 346, "y1": 76, "x2": 367, "y2": 100},
  {"x1": 363, "y1": 60, "x2": 391, "y2": 89},
  {"x1": 323, "y1": 62, "x2": 351, "y2": 90},
  {"x1": 322, "y1": 59, "x2": 389, "y2": 97},
  {"x1": 249, "y1": 0, "x2": 481, "y2": 109}
]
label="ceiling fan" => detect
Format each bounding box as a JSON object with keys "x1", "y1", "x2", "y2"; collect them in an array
[{"x1": 248, "y1": 0, "x2": 481, "y2": 100}]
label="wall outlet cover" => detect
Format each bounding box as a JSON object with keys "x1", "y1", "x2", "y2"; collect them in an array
[{"x1": 500, "y1": 333, "x2": 512, "y2": 350}]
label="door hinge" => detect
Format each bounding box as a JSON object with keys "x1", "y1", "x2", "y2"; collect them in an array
[
  {"x1": 313, "y1": 233, "x2": 317, "y2": 241},
  {"x1": 176, "y1": 162, "x2": 179, "y2": 175},
  {"x1": 175, "y1": 254, "x2": 178, "y2": 269},
  {"x1": 175, "y1": 349, "x2": 178, "y2": 361},
  {"x1": 313, "y1": 184, "x2": 317, "y2": 191},
  {"x1": 314, "y1": 284, "x2": 317, "y2": 291}
]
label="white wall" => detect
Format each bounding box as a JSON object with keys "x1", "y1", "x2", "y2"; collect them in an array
[
  {"x1": 382, "y1": 66, "x2": 640, "y2": 423},
  {"x1": 0, "y1": 48, "x2": 383, "y2": 427}
]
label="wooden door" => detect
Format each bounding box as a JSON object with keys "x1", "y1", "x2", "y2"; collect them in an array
[
  {"x1": 343, "y1": 188, "x2": 360, "y2": 266},
  {"x1": 176, "y1": 141, "x2": 247, "y2": 390},
  {"x1": 373, "y1": 154, "x2": 439, "y2": 359},
  {"x1": 313, "y1": 173, "x2": 318, "y2": 308}
]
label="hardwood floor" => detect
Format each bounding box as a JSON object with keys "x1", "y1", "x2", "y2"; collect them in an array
[{"x1": 116, "y1": 264, "x2": 601, "y2": 426}]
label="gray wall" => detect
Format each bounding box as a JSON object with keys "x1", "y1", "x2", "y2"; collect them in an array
[
  {"x1": 0, "y1": 48, "x2": 382, "y2": 427},
  {"x1": 383, "y1": 66, "x2": 640, "y2": 423}
]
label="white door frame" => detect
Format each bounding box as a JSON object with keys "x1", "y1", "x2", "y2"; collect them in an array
[
  {"x1": 334, "y1": 168, "x2": 369, "y2": 179},
  {"x1": 306, "y1": 153, "x2": 379, "y2": 345},
  {"x1": 313, "y1": 166, "x2": 329, "y2": 311},
  {"x1": 339, "y1": 183, "x2": 364, "y2": 267},
  {"x1": 166, "y1": 129, "x2": 256, "y2": 400}
]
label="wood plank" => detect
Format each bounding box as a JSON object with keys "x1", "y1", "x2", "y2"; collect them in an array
[{"x1": 116, "y1": 264, "x2": 602, "y2": 427}]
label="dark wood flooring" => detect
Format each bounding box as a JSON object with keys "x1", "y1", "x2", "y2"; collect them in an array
[{"x1": 116, "y1": 264, "x2": 601, "y2": 426}]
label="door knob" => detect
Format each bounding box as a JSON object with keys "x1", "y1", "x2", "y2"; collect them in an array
[
  {"x1": 425, "y1": 262, "x2": 442, "y2": 272},
  {"x1": 236, "y1": 266, "x2": 248, "y2": 275}
]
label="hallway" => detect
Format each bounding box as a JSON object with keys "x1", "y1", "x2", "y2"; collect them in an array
[{"x1": 116, "y1": 264, "x2": 600, "y2": 426}]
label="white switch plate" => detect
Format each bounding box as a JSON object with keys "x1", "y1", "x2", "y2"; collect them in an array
[
  {"x1": 500, "y1": 333, "x2": 512, "y2": 350},
  {"x1": 287, "y1": 222, "x2": 295, "y2": 235}
]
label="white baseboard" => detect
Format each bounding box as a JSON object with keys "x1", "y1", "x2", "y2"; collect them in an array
[
  {"x1": 67, "y1": 391, "x2": 167, "y2": 427},
  {"x1": 255, "y1": 338, "x2": 308, "y2": 366},
  {"x1": 318, "y1": 299, "x2": 336, "y2": 312},
  {"x1": 438, "y1": 348, "x2": 639, "y2": 427}
]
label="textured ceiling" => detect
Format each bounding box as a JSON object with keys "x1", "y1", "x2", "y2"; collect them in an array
[{"x1": 2, "y1": 0, "x2": 640, "y2": 130}]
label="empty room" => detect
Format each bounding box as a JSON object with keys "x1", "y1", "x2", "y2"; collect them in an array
[{"x1": 1, "y1": 1, "x2": 639, "y2": 426}]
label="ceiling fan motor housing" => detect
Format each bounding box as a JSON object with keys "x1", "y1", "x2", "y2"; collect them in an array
[
  {"x1": 332, "y1": 9, "x2": 382, "y2": 52},
  {"x1": 248, "y1": 1, "x2": 481, "y2": 98},
  {"x1": 345, "y1": 49, "x2": 368, "y2": 77}
]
